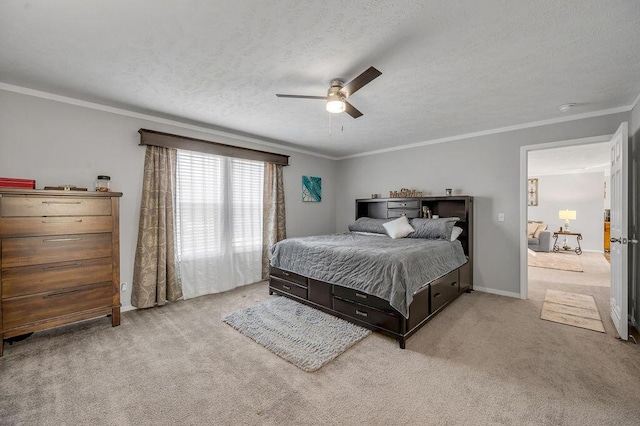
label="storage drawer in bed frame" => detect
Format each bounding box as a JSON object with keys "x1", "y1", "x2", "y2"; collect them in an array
[{"x1": 268, "y1": 266, "x2": 466, "y2": 349}]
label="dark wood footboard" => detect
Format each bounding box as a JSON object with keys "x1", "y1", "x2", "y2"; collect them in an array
[{"x1": 269, "y1": 265, "x2": 468, "y2": 349}]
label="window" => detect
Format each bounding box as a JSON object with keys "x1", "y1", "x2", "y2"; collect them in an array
[{"x1": 175, "y1": 150, "x2": 264, "y2": 298}]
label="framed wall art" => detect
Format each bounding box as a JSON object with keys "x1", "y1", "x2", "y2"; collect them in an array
[
  {"x1": 302, "y1": 176, "x2": 321, "y2": 202},
  {"x1": 527, "y1": 178, "x2": 538, "y2": 206}
]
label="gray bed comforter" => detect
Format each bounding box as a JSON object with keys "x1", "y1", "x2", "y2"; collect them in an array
[{"x1": 269, "y1": 233, "x2": 467, "y2": 318}]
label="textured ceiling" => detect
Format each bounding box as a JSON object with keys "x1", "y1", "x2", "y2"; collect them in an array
[
  {"x1": 1, "y1": 1, "x2": 640, "y2": 158},
  {"x1": 529, "y1": 142, "x2": 610, "y2": 177}
]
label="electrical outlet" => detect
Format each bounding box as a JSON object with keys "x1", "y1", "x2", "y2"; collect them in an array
[
  {"x1": 120, "y1": 282, "x2": 127, "y2": 292},
  {"x1": 498, "y1": 213, "x2": 505, "y2": 222}
]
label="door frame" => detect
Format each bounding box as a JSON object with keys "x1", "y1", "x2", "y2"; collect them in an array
[{"x1": 519, "y1": 134, "x2": 612, "y2": 299}]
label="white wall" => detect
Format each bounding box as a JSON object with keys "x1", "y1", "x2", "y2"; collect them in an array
[
  {"x1": 336, "y1": 112, "x2": 630, "y2": 296},
  {"x1": 0, "y1": 89, "x2": 336, "y2": 308},
  {"x1": 527, "y1": 172, "x2": 605, "y2": 252}
]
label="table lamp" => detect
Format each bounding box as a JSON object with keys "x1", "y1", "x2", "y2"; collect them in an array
[{"x1": 558, "y1": 210, "x2": 576, "y2": 232}]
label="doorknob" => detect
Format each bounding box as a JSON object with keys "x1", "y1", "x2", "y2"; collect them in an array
[{"x1": 610, "y1": 237, "x2": 621, "y2": 243}]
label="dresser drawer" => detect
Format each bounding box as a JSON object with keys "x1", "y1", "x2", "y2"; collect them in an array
[
  {"x1": 270, "y1": 276, "x2": 307, "y2": 299},
  {"x1": 388, "y1": 200, "x2": 419, "y2": 209},
  {"x1": 269, "y1": 267, "x2": 308, "y2": 287},
  {"x1": 430, "y1": 270, "x2": 459, "y2": 313},
  {"x1": 0, "y1": 196, "x2": 111, "y2": 217},
  {"x1": 333, "y1": 285, "x2": 394, "y2": 312},
  {"x1": 0, "y1": 216, "x2": 113, "y2": 238},
  {"x1": 387, "y1": 209, "x2": 420, "y2": 218},
  {"x1": 333, "y1": 298, "x2": 400, "y2": 333},
  {"x1": 2, "y1": 282, "x2": 113, "y2": 330},
  {"x1": 2, "y1": 257, "x2": 113, "y2": 298},
  {"x1": 1, "y1": 233, "x2": 112, "y2": 268}
]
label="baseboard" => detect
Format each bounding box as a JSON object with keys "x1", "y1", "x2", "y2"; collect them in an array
[
  {"x1": 583, "y1": 249, "x2": 604, "y2": 253},
  {"x1": 473, "y1": 286, "x2": 521, "y2": 299},
  {"x1": 121, "y1": 305, "x2": 136, "y2": 313}
]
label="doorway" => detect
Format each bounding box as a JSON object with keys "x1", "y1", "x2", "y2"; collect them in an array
[{"x1": 519, "y1": 135, "x2": 612, "y2": 299}]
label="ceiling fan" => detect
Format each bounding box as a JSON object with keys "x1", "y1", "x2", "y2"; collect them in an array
[{"x1": 276, "y1": 66, "x2": 382, "y2": 119}]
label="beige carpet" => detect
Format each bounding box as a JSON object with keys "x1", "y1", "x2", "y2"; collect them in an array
[
  {"x1": 541, "y1": 289, "x2": 605, "y2": 333},
  {"x1": 528, "y1": 251, "x2": 583, "y2": 272},
  {"x1": 1, "y1": 263, "x2": 639, "y2": 425}
]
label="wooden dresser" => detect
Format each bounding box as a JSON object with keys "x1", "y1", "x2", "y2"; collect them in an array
[{"x1": 0, "y1": 189, "x2": 122, "y2": 356}]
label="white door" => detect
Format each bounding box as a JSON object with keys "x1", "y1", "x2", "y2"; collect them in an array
[{"x1": 609, "y1": 122, "x2": 629, "y2": 340}]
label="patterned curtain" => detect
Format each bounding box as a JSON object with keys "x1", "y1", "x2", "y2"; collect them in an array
[
  {"x1": 262, "y1": 163, "x2": 286, "y2": 279},
  {"x1": 131, "y1": 146, "x2": 183, "y2": 308}
]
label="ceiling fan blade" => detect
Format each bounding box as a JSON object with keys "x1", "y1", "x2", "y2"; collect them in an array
[
  {"x1": 344, "y1": 100, "x2": 363, "y2": 119},
  {"x1": 275, "y1": 94, "x2": 327, "y2": 99},
  {"x1": 339, "y1": 66, "x2": 382, "y2": 98}
]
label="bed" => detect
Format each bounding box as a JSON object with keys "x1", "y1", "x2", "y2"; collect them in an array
[{"x1": 269, "y1": 196, "x2": 474, "y2": 348}]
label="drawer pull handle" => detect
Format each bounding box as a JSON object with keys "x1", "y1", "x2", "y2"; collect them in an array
[
  {"x1": 42, "y1": 219, "x2": 83, "y2": 224},
  {"x1": 451, "y1": 281, "x2": 458, "y2": 287},
  {"x1": 43, "y1": 288, "x2": 85, "y2": 299},
  {"x1": 355, "y1": 309, "x2": 368, "y2": 317},
  {"x1": 401, "y1": 203, "x2": 406, "y2": 206},
  {"x1": 355, "y1": 292, "x2": 368, "y2": 299},
  {"x1": 43, "y1": 263, "x2": 83, "y2": 271},
  {"x1": 43, "y1": 237, "x2": 82, "y2": 242},
  {"x1": 41, "y1": 201, "x2": 82, "y2": 205},
  {"x1": 282, "y1": 284, "x2": 291, "y2": 290},
  {"x1": 282, "y1": 272, "x2": 290, "y2": 276},
  {"x1": 433, "y1": 292, "x2": 441, "y2": 298}
]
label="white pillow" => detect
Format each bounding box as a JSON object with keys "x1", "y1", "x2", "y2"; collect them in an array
[
  {"x1": 383, "y1": 216, "x2": 415, "y2": 239},
  {"x1": 450, "y1": 226, "x2": 463, "y2": 241}
]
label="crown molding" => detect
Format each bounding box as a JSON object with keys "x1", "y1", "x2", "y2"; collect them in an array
[
  {"x1": 337, "y1": 105, "x2": 633, "y2": 160},
  {"x1": 0, "y1": 82, "x2": 336, "y2": 160},
  {"x1": 2, "y1": 81, "x2": 636, "y2": 162}
]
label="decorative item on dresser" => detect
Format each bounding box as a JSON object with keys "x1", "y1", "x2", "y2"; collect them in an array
[
  {"x1": 0, "y1": 189, "x2": 122, "y2": 356},
  {"x1": 269, "y1": 195, "x2": 473, "y2": 349}
]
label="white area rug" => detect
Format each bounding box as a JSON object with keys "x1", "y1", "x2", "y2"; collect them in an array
[
  {"x1": 528, "y1": 252, "x2": 583, "y2": 272},
  {"x1": 223, "y1": 297, "x2": 371, "y2": 372},
  {"x1": 541, "y1": 289, "x2": 605, "y2": 333}
]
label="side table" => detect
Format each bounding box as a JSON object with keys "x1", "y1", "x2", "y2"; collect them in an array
[{"x1": 552, "y1": 231, "x2": 583, "y2": 255}]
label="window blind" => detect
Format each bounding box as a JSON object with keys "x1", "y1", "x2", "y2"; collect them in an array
[{"x1": 175, "y1": 150, "x2": 264, "y2": 298}]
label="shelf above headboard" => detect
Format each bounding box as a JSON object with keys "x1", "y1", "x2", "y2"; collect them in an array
[{"x1": 355, "y1": 196, "x2": 474, "y2": 288}]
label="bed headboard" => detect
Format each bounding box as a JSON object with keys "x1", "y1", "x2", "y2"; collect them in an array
[{"x1": 355, "y1": 196, "x2": 474, "y2": 288}]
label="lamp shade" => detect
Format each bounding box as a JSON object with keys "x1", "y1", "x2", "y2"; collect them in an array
[{"x1": 558, "y1": 210, "x2": 576, "y2": 220}]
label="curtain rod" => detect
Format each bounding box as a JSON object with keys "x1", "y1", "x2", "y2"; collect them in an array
[{"x1": 138, "y1": 129, "x2": 289, "y2": 166}]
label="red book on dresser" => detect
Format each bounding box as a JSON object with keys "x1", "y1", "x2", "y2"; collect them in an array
[{"x1": 0, "y1": 178, "x2": 36, "y2": 189}]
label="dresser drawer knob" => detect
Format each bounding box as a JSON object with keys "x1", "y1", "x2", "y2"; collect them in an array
[
  {"x1": 41, "y1": 201, "x2": 82, "y2": 205},
  {"x1": 451, "y1": 281, "x2": 457, "y2": 287},
  {"x1": 42, "y1": 219, "x2": 83, "y2": 224},
  {"x1": 355, "y1": 309, "x2": 368, "y2": 317},
  {"x1": 43, "y1": 288, "x2": 85, "y2": 299},
  {"x1": 282, "y1": 272, "x2": 290, "y2": 276},
  {"x1": 282, "y1": 284, "x2": 291, "y2": 290},
  {"x1": 355, "y1": 292, "x2": 368, "y2": 299},
  {"x1": 43, "y1": 263, "x2": 83, "y2": 271},
  {"x1": 42, "y1": 237, "x2": 83, "y2": 243},
  {"x1": 433, "y1": 292, "x2": 441, "y2": 298}
]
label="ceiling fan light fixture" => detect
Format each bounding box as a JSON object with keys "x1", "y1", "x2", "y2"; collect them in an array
[{"x1": 326, "y1": 99, "x2": 346, "y2": 113}]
